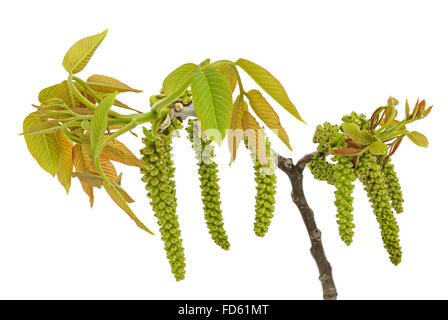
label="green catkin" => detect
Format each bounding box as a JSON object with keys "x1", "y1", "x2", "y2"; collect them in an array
[
  {"x1": 140, "y1": 119, "x2": 186, "y2": 281},
  {"x1": 186, "y1": 120, "x2": 230, "y2": 250},
  {"x1": 333, "y1": 155, "x2": 356, "y2": 245},
  {"x1": 382, "y1": 160, "x2": 404, "y2": 214},
  {"x1": 251, "y1": 138, "x2": 277, "y2": 237},
  {"x1": 356, "y1": 152, "x2": 402, "y2": 265}
]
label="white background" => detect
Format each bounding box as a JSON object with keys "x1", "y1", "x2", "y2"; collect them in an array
[{"x1": 1, "y1": 0, "x2": 447, "y2": 300}]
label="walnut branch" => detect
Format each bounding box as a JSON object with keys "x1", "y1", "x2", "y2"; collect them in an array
[
  {"x1": 172, "y1": 103, "x2": 337, "y2": 300},
  {"x1": 276, "y1": 152, "x2": 338, "y2": 300}
]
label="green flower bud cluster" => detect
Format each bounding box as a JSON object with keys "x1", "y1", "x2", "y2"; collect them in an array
[
  {"x1": 333, "y1": 155, "x2": 356, "y2": 245},
  {"x1": 383, "y1": 160, "x2": 404, "y2": 214},
  {"x1": 342, "y1": 111, "x2": 369, "y2": 129},
  {"x1": 140, "y1": 119, "x2": 186, "y2": 281},
  {"x1": 312, "y1": 122, "x2": 346, "y2": 154},
  {"x1": 186, "y1": 120, "x2": 230, "y2": 250},
  {"x1": 308, "y1": 153, "x2": 335, "y2": 185},
  {"x1": 252, "y1": 138, "x2": 277, "y2": 237},
  {"x1": 178, "y1": 89, "x2": 193, "y2": 106},
  {"x1": 356, "y1": 152, "x2": 402, "y2": 265}
]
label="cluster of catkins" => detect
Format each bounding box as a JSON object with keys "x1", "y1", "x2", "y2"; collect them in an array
[
  {"x1": 308, "y1": 112, "x2": 404, "y2": 265},
  {"x1": 140, "y1": 119, "x2": 186, "y2": 281},
  {"x1": 186, "y1": 120, "x2": 230, "y2": 250}
]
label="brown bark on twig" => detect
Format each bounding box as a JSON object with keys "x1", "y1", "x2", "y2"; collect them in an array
[{"x1": 277, "y1": 152, "x2": 338, "y2": 300}]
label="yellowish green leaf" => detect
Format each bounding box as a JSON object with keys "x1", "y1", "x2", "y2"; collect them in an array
[
  {"x1": 236, "y1": 58, "x2": 304, "y2": 122},
  {"x1": 190, "y1": 68, "x2": 233, "y2": 144},
  {"x1": 39, "y1": 81, "x2": 83, "y2": 109},
  {"x1": 213, "y1": 63, "x2": 237, "y2": 93},
  {"x1": 63, "y1": 30, "x2": 108, "y2": 74},
  {"x1": 246, "y1": 89, "x2": 291, "y2": 150},
  {"x1": 72, "y1": 144, "x2": 95, "y2": 207},
  {"x1": 102, "y1": 139, "x2": 145, "y2": 168},
  {"x1": 368, "y1": 141, "x2": 388, "y2": 155},
  {"x1": 103, "y1": 179, "x2": 153, "y2": 235},
  {"x1": 23, "y1": 113, "x2": 59, "y2": 176},
  {"x1": 242, "y1": 110, "x2": 267, "y2": 166},
  {"x1": 72, "y1": 172, "x2": 103, "y2": 188},
  {"x1": 407, "y1": 131, "x2": 429, "y2": 148},
  {"x1": 228, "y1": 95, "x2": 245, "y2": 163},
  {"x1": 22, "y1": 119, "x2": 62, "y2": 136},
  {"x1": 56, "y1": 131, "x2": 73, "y2": 193},
  {"x1": 87, "y1": 74, "x2": 142, "y2": 93},
  {"x1": 341, "y1": 123, "x2": 376, "y2": 145},
  {"x1": 90, "y1": 94, "x2": 116, "y2": 156},
  {"x1": 90, "y1": 155, "x2": 118, "y2": 181},
  {"x1": 162, "y1": 63, "x2": 198, "y2": 96}
]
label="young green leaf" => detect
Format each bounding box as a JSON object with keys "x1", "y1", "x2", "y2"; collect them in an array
[
  {"x1": 212, "y1": 63, "x2": 237, "y2": 93},
  {"x1": 102, "y1": 179, "x2": 153, "y2": 235},
  {"x1": 242, "y1": 108, "x2": 268, "y2": 166},
  {"x1": 90, "y1": 94, "x2": 117, "y2": 157},
  {"x1": 198, "y1": 58, "x2": 211, "y2": 67},
  {"x1": 21, "y1": 120, "x2": 62, "y2": 136},
  {"x1": 368, "y1": 141, "x2": 388, "y2": 155},
  {"x1": 407, "y1": 131, "x2": 429, "y2": 147},
  {"x1": 87, "y1": 75, "x2": 142, "y2": 93},
  {"x1": 23, "y1": 113, "x2": 60, "y2": 176},
  {"x1": 72, "y1": 172, "x2": 103, "y2": 188},
  {"x1": 56, "y1": 130, "x2": 73, "y2": 193},
  {"x1": 72, "y1": 144, "x2": 94, "y2": 207},
  {"x1": 330, "y1": 147, "x2": 363, "y2": 156},
  {"x1": 235, "y1": 58, "x2": 304, "y2": 122},
  {"x1": 387, "y1": 96, "x2": 399, "y2": 106},
  {"x1": 162, "y1": 63, "x2": 198, "y2": 96},
  {"x1": 405, "y1": 99, "x2": 410, "y2": 120},
  {"x1": 341, "y1": 123, "x2": 376, "y2": 145},
  {"x1": 246, "y1": 89, "x2": 291, "y2": 150},
  {"x1": 38, "y1": 84, "x2": 61, "y2": 103},
  {"x1": 63, "y1": 30, "x2": 108, "y2": 74},
  {"x1": 101, "y1": 139, "x2": 145, "y2": 168},
  {"x1": 190, "y1": 68, "x2": 233, "y2": 144},
  {"x1": 228, "y1": 95, "x2": 245, "y2": 163},
  {"x1": 91, "y1": 155, "x2": 118, "y2": 181},
  {"x1": 39, "y1": 81, "x2": 83, "y2": 108}
]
